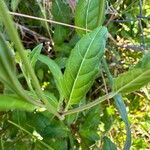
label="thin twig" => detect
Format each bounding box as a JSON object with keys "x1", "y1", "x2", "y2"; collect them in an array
[
  {"x1": 100, "y1": 70, "x2": 110, "y2": 105},
  {"x1": 10, "y1": 12, "x2": 147, "y2": 52},
  {"x1": 9, "y1": 11, "x2": 90, "y2": 32},
  {"x1": 15, "y1": 23, "x2": 50, "y2": 41}
]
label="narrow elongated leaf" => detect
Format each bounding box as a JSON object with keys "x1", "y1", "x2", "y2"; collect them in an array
[
  {"x1": 30, "y1": 43, "x2": 43, "y2": 68},
  {"x1": 38, "y1": 55, "x2": 64, "y2": 97},
  {"x1": 63, "y1": 27, "x2": 108, "y2": 108},
  {"x1": 75, "y1": 0, "x2": 106, "y2": 36},
  {"x1": 0, "y1": 33, "x2": 20, "y2": 90},
  {"x1": 102, "y1": 58, "x2": 131, "y2": 150},
  {"x1": 114, "y1": 95, "x2": 131, "y2": 150},
  {"x1": 0, "y1": 95, "x2": 37, "y2": 111},
  {"x1": 113, "y1": 51, "x2": 150, "y2": 93},
  {"x1": 0, "y1": 33, "x2": 15, "y2": 76}
]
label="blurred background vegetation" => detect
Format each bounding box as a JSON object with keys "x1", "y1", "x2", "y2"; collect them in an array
[{"x1": 0, "y1": 0, "x2": 150, "y2": 149}]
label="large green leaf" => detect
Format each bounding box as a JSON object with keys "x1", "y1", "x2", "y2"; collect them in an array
[
  {"x1": 63, "y1": 27, "x2": 108, "y2": 108},
  {"x1": 75, "y1": 0, "x2": 106, "y2": 36},
  {"x1": 113, "y1": 51, "x2": 150, "y2": 93},
  {"x1": 0, "y1": 95, "x2": 37, "y2": 111}
]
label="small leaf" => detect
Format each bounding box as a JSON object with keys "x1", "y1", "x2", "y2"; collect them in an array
[
  {"x1": 113, "y1": 51, "x2": 150, "y2": 93},
  {"x1": 30, "y1": 43, "x2": 43, "y2": 68},
  {"x1": 38, "y1": 55, "x2": 64, "y2": 97},
  {"x1": 11, "y1": 0, "x2": 21, "y2": 11},
  {"x1": 63, "y1": 27, "x2": 108, "y2": 108},
  {"x1": 75, "y1": 0, "x2": 106, "y2": 36},
  {"x1": 0, "y1": 95, "x2": 37, "y2": 111},
  {"x1": 102, "y1": 136, "x2": 117, "y2": 150},
  {"x1": 53, "y1": 25, "x2": 69, "y2": 45}
]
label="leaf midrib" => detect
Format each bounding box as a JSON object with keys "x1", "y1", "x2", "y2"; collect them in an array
[
  {"x1": 67, "y1": 29, "x2": 100, "y2": 107},
  {"x1": 85, "y1": 0, "x2": 92, "y2": 32}
]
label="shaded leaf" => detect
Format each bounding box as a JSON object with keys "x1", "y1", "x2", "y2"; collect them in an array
[
  {"x1": 79, "y1": 129, "x2": 99, "y2": 142},
  {"x1": 52, "y1": 0, "x2": 71, "y2": 23},
  {"x1": 53, "y1": 25, "x2": 69, "y2": 45},
  {"x1": 41, "y1": 121, "x2": 69, "y2": 138},
  {"x1": 75, "y1": 0, "x2": 106, "y2": 36},
  {"x1": 102, "y1": 136, "x2": 117, "y2": 150}
]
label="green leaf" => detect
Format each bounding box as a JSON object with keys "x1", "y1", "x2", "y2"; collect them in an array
[
  {"x1": 102, "y1": 136, "x2": 117, "y2": 150},
  {"x1": 0, "y1": 33, "x2": 21, "y2": 91},
  {"x1": 41, "y1": 121, "x2": 69, "y2": 138},
  {"x1": 0, "y1": 33, "x2": 37, "y2": 105},
  {"x1": 82, "y1": 105, "x2": 101, "y2": 129},
  {"x1": 38, "y1": 55, "x2": 64, "y2": 98},
  {"x1": 26, "y1": 113, "x2": 51, "y2": 133},
  {"x1": 0, "y1": 33, "x2": 15, "y2": 78},
  {"x1": 52, "y1": 0, "x2": 71, "y2": 23},
  {"x1": 53, "y1": 25, "x2": 69, "y2": 45},
  {"x1": 102, "y1": 58, "x2": 131, "y2": 150},
  {"x1": 0, "y1": 95, "x2": 37, "y2": 111},
  {"x1": 11, "y1": 0, "x2": 21, "y2": 11},
  {"x1": 63, "y1": 27, "x2": 108, "y2": 108},
  {"x1": 30, "y1": 43, "x2": 43, "y2": 68},
  {"x1": 114, "y1": 95, "x2": 131, "y2": 150},
  {"x1": 79, "y1": 129, "x2": 99, "y2": 142},
  {"x1": 44, "y1": 91, "x2": 59, "y2": 108},
  {"x1": 75, "y1": 0, "x2": 106, "y2": 36},
  {"x1": 113, "y1": 51, "x2": 150, "y2": 93},
  {"x1": 52, "y1": 0, "x2": 71, "y2": 46}
]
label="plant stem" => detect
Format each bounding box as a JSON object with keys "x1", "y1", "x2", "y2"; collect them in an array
[
  {"x1": 63, "y1": 92, "x2": 116, "y2": 116},
  {"x1": 0, "y1": 1, "x2": 61, "y2": 119},
  {"x1": 102, "y1": 58, "x2": 113, "y2": 84}
]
